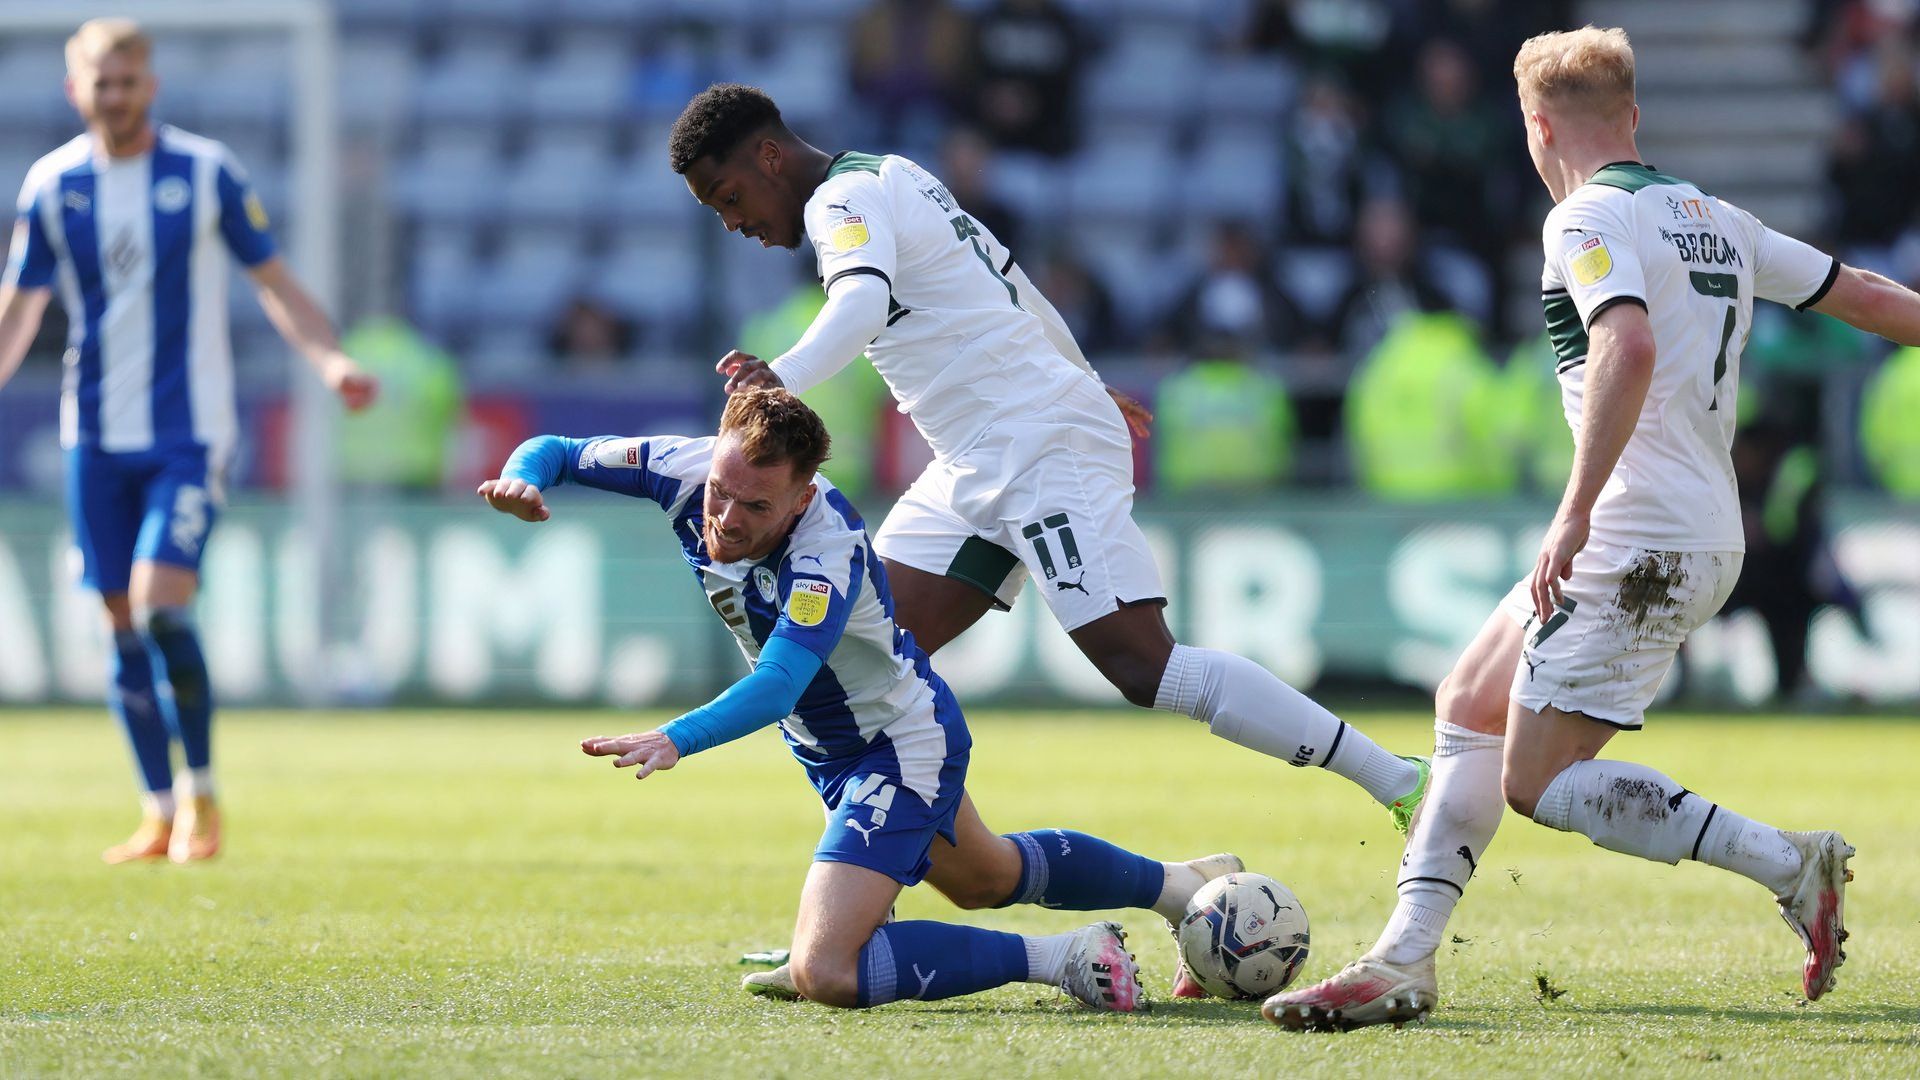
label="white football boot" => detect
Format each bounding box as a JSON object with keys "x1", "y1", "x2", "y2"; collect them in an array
[
  {"x1": 1167, "y1": 852, "x2": 1246, "y2": 998},
  {"x1": 1060, "y1": 922, "x2": 1149, "y2": 1012},
  {"x1": 1262, "y1": 952, "x2": 1436, "y2": 1031},
  {"x1": 741, "y1": 964, "x2": 802, "y2": 1001},
  {"x1": 1776, "y1": 830, "x2": 1855, "y2": 1001}
]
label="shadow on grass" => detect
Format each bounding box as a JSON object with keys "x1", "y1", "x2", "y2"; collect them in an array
[
  {"x1": 1572, "y1": 1002, "x2": 1920, "y2": 1028},
  {"x1": 898, "y1": 997, "x2": 1498, "y2": 1031}
]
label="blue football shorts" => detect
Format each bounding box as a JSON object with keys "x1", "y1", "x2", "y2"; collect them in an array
[
  {"x1": 64, "y1": 444, "x2": 223, "y2": 593},
  {"x1": 805, "y1": 682, "x2": 970, "y2": 886}
]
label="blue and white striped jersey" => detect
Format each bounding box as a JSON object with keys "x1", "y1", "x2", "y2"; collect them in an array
[
  {"x1": 556, "y1": 433, "x2": 955, "y2": 784},
  {"x1": 5, "y1": 126, "x2": 277, "y2": 455}
]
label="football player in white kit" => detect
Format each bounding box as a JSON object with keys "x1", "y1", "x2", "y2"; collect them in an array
[
  {"x1": 0, "y1": 20, "x2": 375, "y2": 863},
  {"x1": 666, "y1": 85, "x2": 1428, "y2": 884},
  {"x1": 1269, "y1": 26, "x2": 1920, "y2": 1030}
]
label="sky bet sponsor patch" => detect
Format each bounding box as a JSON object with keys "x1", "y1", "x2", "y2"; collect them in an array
[
  {"x1": 830, "y1": 215, "x2": 869, "y2": 252},
  {"x1": 1570, "y1": 234, "x2": 1613, "y2": 285},
  {"x1": 787, "y1": 580, "x2": 832, "y2": 626}
]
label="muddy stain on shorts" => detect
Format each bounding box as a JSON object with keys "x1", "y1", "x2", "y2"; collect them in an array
[{"x1": 1608, "y1": 550, "x2": 1689, "y2": 641}]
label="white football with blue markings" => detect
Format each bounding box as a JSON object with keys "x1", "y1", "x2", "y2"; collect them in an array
[{"x1": 1176, "y1": 872, "x2": 1310, "y2": 999}]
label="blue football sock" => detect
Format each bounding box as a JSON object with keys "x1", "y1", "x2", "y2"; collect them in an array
[
  {"x1": 140, "y1": 607, "x2": 213, "y2": 771},
  {"x1": 998, "y1": 829, "x2": 1165, "y2": 911},
  {"x1": 107, "y1": 629, "x2": 172, "y2": 794},
  {"x1": 855, "y1": 921, "x2": 1030, "y2": 1006}
]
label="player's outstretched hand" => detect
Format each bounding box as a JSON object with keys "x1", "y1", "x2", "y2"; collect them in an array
[
  {"x1": 1107, "y1": 386, "x2": 1153, "y2": 439},
  {"x1": 580, "y1": 731, "x2": 681, "y2": 780},
  {"x1": 716, "y1": 350, "x2": 783, "y2": 394},
  {"x1": 322, "y1": 354, "x2": 380, "y2": 412},
  {"x1": 1530, "y1": 508, "x2": 1589, "y2": 623},
  {"x1": 477, "y1": 477, "x2": 550, "y2": 522}
]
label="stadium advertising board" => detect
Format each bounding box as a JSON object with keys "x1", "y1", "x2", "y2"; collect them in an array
[{"x1": 1, "y1": 497, "x2": 1914, "y2": 708}]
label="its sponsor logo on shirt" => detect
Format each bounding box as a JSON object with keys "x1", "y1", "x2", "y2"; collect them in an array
[
  {"x1": 244, "y1": 192, "x2": 270, "y2": 231},
  {"x1": 626, "y1": 445, "x2": 640, "y2": 465},
  {"x1": 153, "y1": 176, "x2": 190, "y2": 214},
  {"x1": 787, "y1": 579, "x2": 832, "y2": 626},
  {"x1": 830, "y1": 215, "x2": 869, "y2": 252},
  {"x1": 1570, "y1": 235, "x2": 1612, "y2": 286},
  {"x1": 1665, "y1": 195, "x2": 1712, "y2": 221}
]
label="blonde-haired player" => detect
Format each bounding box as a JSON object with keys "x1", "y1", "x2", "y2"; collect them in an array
[
  {"x1": 1267, "y1": 25, "x2": 1920, "y2": 1030},
  {"x1": 0, "y1": 19, "x2": 375, "y2": 863}
]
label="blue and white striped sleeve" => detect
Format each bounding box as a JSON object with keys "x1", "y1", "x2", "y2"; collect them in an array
[
  {"x1": 500, "y1": 434, "x2": 689, "y2": 508},
  {"x1": 5, "y1": 177, "x2": 55, "y2": 290},
  {"x1": 215, "y1": 151, "x2": 276, "y2": 267},
  {"x1": 769, "y1": 530, "x2": 868, "y2": 661}
]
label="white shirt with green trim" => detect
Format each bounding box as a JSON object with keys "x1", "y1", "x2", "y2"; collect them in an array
[
  {"x1": 794, "y1": 151, "x2": 1092, "y2": 461},
  {"x1": 1539, "y1": 162, "x2": 1837, "y2": 552}
]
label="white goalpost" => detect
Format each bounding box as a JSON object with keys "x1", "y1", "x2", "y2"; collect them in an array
[{"x1": 0, "y1": 0, "x2": 343, "y2": 701}]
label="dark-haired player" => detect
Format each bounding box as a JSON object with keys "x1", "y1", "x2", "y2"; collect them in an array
[
  {"x1": 479, "y1": 386, "x2": 1258, "y2": 1012},
  {"x1": 665, "y1": 86, "x2": 1428, "y2": 936}
]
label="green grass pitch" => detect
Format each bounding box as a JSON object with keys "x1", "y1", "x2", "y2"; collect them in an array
[{"x1": 3, "y1": 708, "x2": 1918, "y2": 1078}]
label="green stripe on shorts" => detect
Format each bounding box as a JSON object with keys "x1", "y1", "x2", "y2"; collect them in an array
[{"x1": 945, "y1": 536, "x2": 1020, "y2": 605}]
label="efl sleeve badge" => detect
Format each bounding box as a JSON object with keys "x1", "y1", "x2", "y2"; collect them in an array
[{"x1": 786, "y1": 580, "x2": 833, "y2": 626}]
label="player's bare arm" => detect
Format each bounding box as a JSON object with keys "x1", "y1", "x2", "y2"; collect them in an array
[
  {"x1": 1530, "y1": 299, "x2": 1654, "y2": 622},
  {"x1": 476, "y1": 477, "x2": 551, "y2": 522},
  {"x1": 246, "y1": 257, "x2": 378, "y2": 411},
  {"x1": 1811, "y1": 264, "x2": 1920, "y2": 345},
  {"x1": 580, "y1": 732, "x2": 681, "y2": 779},
  {"x1": 0, "y1": 279, "x2": 52, "y2": 392}
]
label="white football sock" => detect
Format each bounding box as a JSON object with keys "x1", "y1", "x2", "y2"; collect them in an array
[
  {"x1": 1375, "y1": 719, "x2": 1506, "y2": 965},
  {"x1": 1023, "y1": 931, "x2": 1076, "y2": 985},
  {"x1": 141, "y1": 789, "x2": 177, "y2": 820},
  {"x1": 1695, "y1": 806, "x2": 1804, "y2": 897},
  {"x1": 1153, "y1": 861, "x2": 1207, "y2": 923},
  {"x1": 177, "y1": 766, "x2": 215, "y2": 799},
  {"x1": 1154, "y1": 644, "x2": 1418, "y2": 807},
  {"x1": 1533, "y1": 759, "x2": 1802, "y2": 893},
  {"x1": 1377, "y1": 900, "x2": 1451, "y2": 965}
]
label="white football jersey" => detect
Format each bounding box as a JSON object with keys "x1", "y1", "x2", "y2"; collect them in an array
[
  {"x1": 1540, "y1": 162, "x2": 1837, "y2": 552},
  {"x1": 803, "y1": 152, "x2": 1091, "y2": 460}
]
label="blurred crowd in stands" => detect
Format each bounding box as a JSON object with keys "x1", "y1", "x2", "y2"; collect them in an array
[{"x1": 2, "y1": 0, "x2": 1919, "y2": 513}]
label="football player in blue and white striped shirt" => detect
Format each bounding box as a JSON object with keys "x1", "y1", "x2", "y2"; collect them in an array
[
  {"x1": 0, "y1": 19, "x2": 376, "y2": 864},
  {"x1": 480, "y1": 388, "x2": 1250, "y2": 1011}
]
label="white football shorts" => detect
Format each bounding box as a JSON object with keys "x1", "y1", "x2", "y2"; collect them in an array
[
  {"x1": 1500, "y1": 538, "x2": 1742, "y2": 729},
  {"x1": 874, "y1": 377, "x2": 1166, "y2": 632}
]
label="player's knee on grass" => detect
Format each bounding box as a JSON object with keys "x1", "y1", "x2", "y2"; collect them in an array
[{"x1": 789, "y1": 947, "x2": 862, "y2": 1008}]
